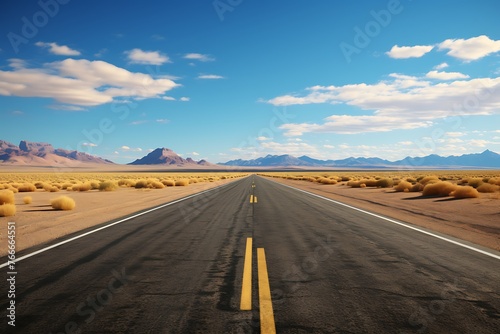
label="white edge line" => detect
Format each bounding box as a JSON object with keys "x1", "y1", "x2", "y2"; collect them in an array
[
  {"x1": 0, "y1": 178, "x2": 247, "y2": 269},
  {"x1": 268, "y1": 178, "x2": 500, "y2": 261}
]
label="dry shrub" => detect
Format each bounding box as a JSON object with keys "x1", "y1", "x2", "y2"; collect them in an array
[
  {"x1": 419, "y1": 175, "x2": 439, "y2": 185},
  {"x1": 51, "y1": 196, "x2": 76, "y2": 210},
  {"x1": 451, "y1": 186, "x2": 480, "y2": 199},
  {"x1": 422, "y1": 181, "x2": 457, "y2": 197},
  {"x1": 61, "y1": 182, "x2": 74, "y2": 190},
  {"x1": 118, "y1": 179, "x2": 136, "y2": 187},
  {"x1": 318, "y1": 177, "x2": 337, "y2": 185},
  {"x1": 175, "y1": 179, "x2": 190, "y2": 186},
  {"x1": 394, "y1": 180, "x2": 412, "y2": 192},
  {"x1": 466, "y1": 178, "x2": 484, "y2": 188},
  {"x1": 149, "y1": 181, "x2": 165, "y2": 189},
  {"x1": 347, "y1": 181, "x2": 363, "y2": 188},
  {"x1": 135, "y1": 180, "x2": 148, "y2": 189},
  {"x1": 488, "y1": 177, "x2": 500, "y2": 186},
  {"x1": 74, "y1": 183, "x2": 92, "y2": 192},
  {"x1": 0, "y1": 204, "x2": 16, "y2": 217},
  {"x1": 376, "y1": 178, "x2": 394, "y2": 188},
  {"x1": 477, "y1": 183, "x2": 500, "y2": 193},
  {"x1": 17, "y1": 183, "x2": 36, "y2": 192},
  {"x1": 23, "y1": 196, "x2": 33, "y2": 204},
  {"x1": 90, "y1": 181, "x2": 100, "y2": 190},
  {"x1": 0, "y1": 189, "x2": 15, "y2": 205},
  {"x1": 360, "y1": 179, "x2": 378, "y2": 187},
  {"x1": 99, "y1": 181, "x2": 118, "y2": 191},
  {"x1": 162, "y1": 180, "x2": 175, "y2": 187},
  {"x1": 360, "y1": 183, "x2": 367, "y2": 188}
]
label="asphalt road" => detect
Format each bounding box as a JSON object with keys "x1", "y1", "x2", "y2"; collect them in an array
[{"x1": 1, "y1": 175, "x2": 499, "y2": 333}]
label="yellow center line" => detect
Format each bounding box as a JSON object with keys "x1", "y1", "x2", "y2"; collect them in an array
[
  {"x1": 240, "y1": 237, "x2": 253, "y2": 310},
  {"x1": 257, "y1": 248, "x2": 276, "y2": 334},
  {"x1": 250, "y1": 194, "x2": 254, "y2": 203}
]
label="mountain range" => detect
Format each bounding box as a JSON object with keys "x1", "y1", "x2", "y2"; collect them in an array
[
  {"x1": 0, "y1": 140, "x2": 113, "y2": 167},
  {"x1": 221, "y1": 150, "x2": 500, "y2": 168},
  {"x1": 128, "y1": 148, "x2": 213, "y2": 166},
  {"x1": 1, "y1": 139, "x2": 499, "y2": 168}
]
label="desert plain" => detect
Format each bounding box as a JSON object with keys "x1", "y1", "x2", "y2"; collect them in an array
[{"x1": 0, "y1": 169, "x2": 499, "y2": 257}]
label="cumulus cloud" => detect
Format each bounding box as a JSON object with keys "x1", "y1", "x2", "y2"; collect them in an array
[
  {"x1": 386, "y1": 44, "x2": 434, "y2": 59},
  {"x1": 126, "y1": 48, "x2": 170, "y2": 65},
  {"x1": 267, "y1": 75, "x2": 500, "y2": 135},
  {"x1": 183, "y1": 53, "x2": 214, "y2": 62},
  {"x1": 35, "y1": 42, "x2": 81, "y2": 56},
  {"x1": 180, "y1": 97, "x2": 190, "y2": 102},
  {"x1": 120, "y1": 146, "x2": 142, "y2": 152},
  {"x1": 425, "y1": 70, "x2": 470, "y2": 80},
  {"x1": 82, "y1": 142, "x2": 97, "y2": 147},
  {"x1": 434, "y1": 62, "x2": 449, "y2": 70},
  {"x1": 0, "y1": 58, "x2": 179, "y2": 106},
  {"x1": 438, "y1": 35, "x2": 500, "y2": 61}
]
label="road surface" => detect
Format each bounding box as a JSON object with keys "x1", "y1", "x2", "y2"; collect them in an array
[{"x1": 1, "y1": 175, "x2": 499, "y2": 333}]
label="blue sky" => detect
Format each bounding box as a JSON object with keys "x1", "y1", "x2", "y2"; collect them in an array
[{"x1": 1, "y1": 0, "x2": 499, "y2": 164}]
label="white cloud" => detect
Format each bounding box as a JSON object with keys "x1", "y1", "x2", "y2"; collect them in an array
[
  {"x1": 190, "y1": 152, "x2": 200, "y2": 156},
  {"x1": 0, "y1": 58, "x2": 179, "y2": 106},
  {"x1": 446, "y1": 132, "x2": 465, "y2": 137},
  {"x1": 130, "y1": 120, "x2": 148, "y2": 125},
  {"x1": 469, "y1": 139, "x2": 489, "y2": 147},
  {"x1": 438, "y1": 35, "x2": 500, "y2": 61},
  {"x1": 323, "y1": 144, "x2": 335, "y2": 149},
  {"x1": 257, "y1": 136, "x2": 271, "y2": 141},
  {"x1": 180, "y1": 97, "x2": 190, "y2": 102},
  {"x1": 386, "y1": 44, "x2": 434, "y2": 59},
  {"x1": 82, "y1": 142, "x2": 97, "y2": 147},
  {"x1": 120, "y1": 146, "x2": 142, "y2": 152},
  {"x1": 162, "y1": 96, "x2": 176, "y2": 101},
  {"x1": 156, "y1": 119, "x2": 169, "y2": 123},
  {"x1": 35, "y1": 42, "x2": 81, "y2": 56},
  {"x1": 434, "y1": 62, "x2": 449, "y2": 70},
  {"x1": 398, "y1": 141, "x2": 413, "y2": 146},
  {"x1": 426, "y1": 70, "x2": 470, "y2": 80},
  {"x1": 183, "y1": 53, "x2": 214, "y2": 62},
  {"x1": 48, "y1": 104, "x2": 86, "y2": 111},
  {"x1": 198, "y1": 74, "x2": 224, "y2": 79},
  {"x1": 268, "y1": 75, "x2": 500, "y2": 135},
  {"x1": 126, "y1": 48, "x2": 170, "y2": 65}
]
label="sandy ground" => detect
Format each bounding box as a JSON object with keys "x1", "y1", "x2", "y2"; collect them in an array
[
  {"x1": 267, "y1": 177, "x2": 500, "y2": 252},
  {"x1": 0, "y1": 178, "x2": 239, "y2": 257}
]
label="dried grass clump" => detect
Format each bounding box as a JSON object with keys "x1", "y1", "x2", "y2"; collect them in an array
[
  {"x1": 118, "y1": 179, "x2": 136, "y2": 187},
  {"x1": 0, "y1": 204, "x2": 16, "y2": 217},
  {"x1": 361, "y1": 179, "x2": 378, "y2": 187},
  {"x1": 99, "y1": 181, "x2": 118, "y2": 191},
  {"x1": 162, "y1": 180, "x2": 175, "y2": 187},
  {"x1": 477, "y1": 183, "x2": 500, "y2": 193},
  {"x1": 149, "y1": 181, "x2": 165, "y2": 189},
  {"x1": 74, "y1": 183, "x2": 92, "y2": 192},
  {"x1": 394, "y1": 180, "x2": 412, "y2": 192},
  {"x1": 451, "y1": 186, "x2": 480, "y2": 199},
  {"x1": 135, "y1": 180, "x2": 148, "y2": 189},
  {"x1": 487, "y1": 177, "x2": 500, "y2": 186},
  {"x1": 0, "y1": 189, "x2": 15, "y2": 205},
  {"x1": 51, "y1": 196, "x2": 76, "y2": 210},
  {"x1": 23, "y1": 196, "x2": 33, "y2": 204},
  {"x1": 17, "y1": 183, "x2": 37, "y2": 192},
  {"x1": 376, "y1": 178, "x2": 394, "y2": 188},
  {"x1": 466, "y1": 178, "x2": 484, "y2": 188},
  {"x1": 410, "y1": 183, "x2": 424, "y2": 192},
  {"x1": 175, "y1": 179, "x2": 190, "y2": 186},
  {"x1": 422, "y1": 181, "x2": 458, "y2": 197},
  {"x1": 347, "y1": 181, "x2": 363, "y2": 188},
  {"x1": 318, "y1": 177, "x2": 337, "y2": 185},
  {"x1": 419, "y1": 175, "x2": 439, "y2": 185}
]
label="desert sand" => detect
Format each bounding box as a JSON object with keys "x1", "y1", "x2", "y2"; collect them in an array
[{"x1": 267, "y1": 177, "x2": 500, "y2": 252}]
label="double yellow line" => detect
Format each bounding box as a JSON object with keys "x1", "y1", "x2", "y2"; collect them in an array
[{"x1": 240, "y1": 237, "x2": 276, "y2": 333}]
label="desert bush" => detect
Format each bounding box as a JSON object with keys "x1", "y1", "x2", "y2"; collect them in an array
[
  {"x1": 17, "y1": 183, "x2": 36, "y2": 192},
  {"x1": 341, "y1": 176, "x2": 351, "y2": 181},
  {"x1": 0, "y1": 204, "x2": 16, "y2": 217},
  {"x1": 149, "y1": 181, "x2": 165, "y2": 189},
  {"x1": 422, "y1": 181, "x2": 457, "y2": 197},
  {"x1": 419, "y1": 175, "x2": 439, "y2": 185},
  {"x1": 466, "y1": 178, "x2": 484, "y2": 188},
  {"x1": 394, "y1": 180, "x2": 412, "y2": 192},
  {"x1": 23, "y1": 196, "x2": 33, "y2": 204},
  {"x1": 488, "y1": 177, "x2": 500, "y2": 186},
  {"x1": 451, "y1": 186, "x2": 480, "y2": 199},
  {"x1": 118, "y1": 179, "x2": 136, "y2": 187},
  {"x1": 361, "y1": 179, "x2": 378, "y2": 187},
  {"x1": 99, "y1": 181, "x2": 118, "y2": 191},
  {"x1": 318, "y1": 177, "x2": 337, "y2": 185},
  {"x1": 0, "y1": 189, "x2": 15, "y2": 205},
  {"x1": 134, "y1": 180, "x2": 148, "y2": 189},
  {"x1": 376, "y1": 178, "x2": 394, "y2": 188},
  {"x1": 162, "y1": 180, "x2": 175, "y2": 187},
  {"x1": 477, "y1": 183, "x2": 500, "y2": 193},
  {"x1": 90, "y1": 181, "x2": 101, "y2": 190},
  {"x1": 61, "y1": 182, "x2": 73, "y2": 190},
  {"x1": 51, "y1": 196, "x2": 76, "y2": 210},
  {"x1": 175, "y1": 179, "x2": 190, "y2": 186},
  {"x1": 347, "y1": 181, "x2": 363, "y2": 188}
]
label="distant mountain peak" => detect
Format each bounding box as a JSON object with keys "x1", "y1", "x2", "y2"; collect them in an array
[{"x1": 128, "y1": 147, "x2": 214, "y2": 166}]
